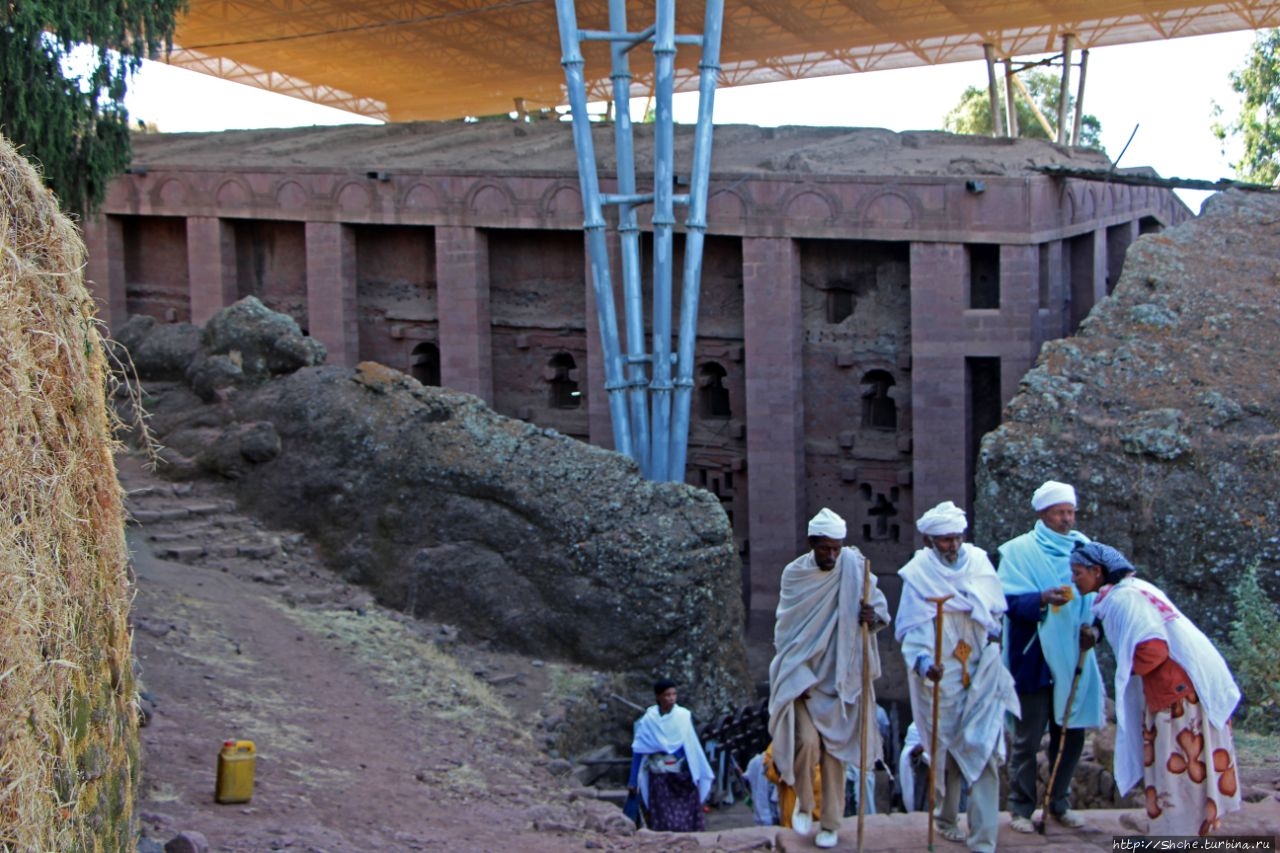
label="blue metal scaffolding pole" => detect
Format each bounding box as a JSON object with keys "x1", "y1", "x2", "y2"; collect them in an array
[
  {"x1": 555, "y1": 0, "x2": 634, "y2": 461},
  {"x1": 607, "y1": 0, "x2": 653, "y2": 478},
  {"x1": 669, "y1": 0, "x2": 723, "y2": 480},
  {"x1": 555, "y1": 0, "x2": 723, "y2": 482}
]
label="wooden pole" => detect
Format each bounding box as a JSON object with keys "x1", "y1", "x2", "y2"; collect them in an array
[
  {"x1": 983, "y1": 44, "x2": 1005, "y2": 137},
  {"x1": 856, "y1": 559, "x2": 873, "y2": 853},
  {"x1": 1057, "y1": 34, "x2": 1074, "y2": 144},
  {"x1": 925, "y1": 594, "x2": 953, "y2": 852},
  {"x1": 1003, "y1": 59, "x2": 1019, "y2": 137},
  {"x1": 1072, "y1": 48, "x2": 1090, "y2": 146},
  {"x1": 1011, "y1": 71, "x2": 1056, "y2": 140},
  {"x1": 1037, "y1": 655, "x2": 1086, "y2": 834}
]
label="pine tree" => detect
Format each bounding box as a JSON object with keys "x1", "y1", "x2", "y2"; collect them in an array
[{"x1": 0, "y1": 1, "x2": 187, "y2": 217}]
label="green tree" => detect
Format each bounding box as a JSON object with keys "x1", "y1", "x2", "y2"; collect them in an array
[
  {"x1": 0, "y1": 1, "x2": 187, "y2": 217},
  {"x1": 1214, "y1": 29, "x2": 1280, "y2": 185},
  {"x1": 1226, "y1": 562, "x2": 1280, "y2": 732},
  {"x1": 943, "y1": 69, "x2": 1104, "y2": 152}
]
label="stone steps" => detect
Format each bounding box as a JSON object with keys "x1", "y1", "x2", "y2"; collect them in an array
[{"x1": 121, "y1": 470, "x2": 299, "y2": 572}]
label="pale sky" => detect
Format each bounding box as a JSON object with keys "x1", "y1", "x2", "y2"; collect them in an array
[{"x1": 125, "y1": 30, "x2": 1259, "y2": 209}]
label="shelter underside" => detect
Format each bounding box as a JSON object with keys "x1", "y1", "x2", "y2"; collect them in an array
[{"x1": 166, "y1": 1, "x2": 1280, "y2": 120}]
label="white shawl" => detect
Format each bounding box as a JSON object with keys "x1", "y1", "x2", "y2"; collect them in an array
[
  {"x1": 631, "y1": 703, "x2": 715, "y2": 806},
  {"x1": 767, "y1": 546, "x2": 890, "y2": 786},
  {"x1": 897, "y1": 545, "x2": 1019, "y2": 785},
  {"x1": 895, "y1": 544, "x2": 1005, "y2": 642},
  {"x1": 1091, "y1": 576, "x2": 1241, "y2": 796}
]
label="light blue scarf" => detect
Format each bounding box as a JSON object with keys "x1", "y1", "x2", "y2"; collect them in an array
[{"x1": 998, "y1": 521, "x2": 1104, "y2": 728}]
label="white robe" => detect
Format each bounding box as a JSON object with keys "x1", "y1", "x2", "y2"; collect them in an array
[
  {"x1": 767, "y1": 546, "x2": 890, "y2": 787},
  {"x1": 1090, "y1": 576, "x2": 1241, "y2": 796},
  {"x1": 631, "y1": 704, "x2": 715, "y2": 807},
  {"x1": 897, "y1": 544, "x2": 1020, "y2": 786}
]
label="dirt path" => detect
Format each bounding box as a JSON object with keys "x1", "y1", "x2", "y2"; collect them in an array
[{"x1": 124, "y1": 453, "x2": 642, "y2": 852}]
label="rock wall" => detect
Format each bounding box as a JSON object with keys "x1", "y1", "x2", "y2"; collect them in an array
[
  {"x1": 976, "y1": 190, "x2": 1280, "y2": 637},
  {"x1": 117, "y1": 301, "x2": 753, "y2": 719}
]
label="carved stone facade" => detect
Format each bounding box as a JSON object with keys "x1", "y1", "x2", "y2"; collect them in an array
[{"x1": 84, "y1": 123, "x2": 1190, "y2": 618}]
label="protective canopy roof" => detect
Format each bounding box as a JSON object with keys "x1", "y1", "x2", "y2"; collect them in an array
[{"x1": 166, "y1": 1, "x2": 1279, "y2": 122}]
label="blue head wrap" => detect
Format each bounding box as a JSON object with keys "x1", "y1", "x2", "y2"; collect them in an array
[{"x1": 1070, "y1": 542, "x2": 1135, "y2": 584}]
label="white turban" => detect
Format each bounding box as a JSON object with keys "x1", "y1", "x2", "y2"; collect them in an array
[
  {"x1": 1031, "y1": 480, "x2": 1077, "y2": 512},
  {"x1": 807, "y1": 507, "x2": 847, "y2": 539},
  {"x1": 916, "y1": 501, "x2": 967, "y2": 536}
]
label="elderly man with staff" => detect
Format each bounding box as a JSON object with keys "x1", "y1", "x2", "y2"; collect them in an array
[
  {"x1": 997, "y1": 480, "x2": 1104, "y2": 833},
  {"x1": 897, "y1": 501, "x2": 1019, "y2": 852},
  {"x1": 768, "y1": 507, "x2": 889, "y2": 850}
]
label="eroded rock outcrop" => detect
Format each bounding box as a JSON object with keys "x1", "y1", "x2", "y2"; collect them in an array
[
  {"x1": 119, "y1": 304, "x2": 752, "y2": 718},
  {"x1": 976, "y1": 190, "x2": 1280, "y2": 635}
]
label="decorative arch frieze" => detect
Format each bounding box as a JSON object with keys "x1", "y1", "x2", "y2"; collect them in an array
[
  {"x1": 214, "y1": 177, "x2": 253, "y2": 209},
  {"x1": 541, "y1": 183, "x2": 583, "y2": 219},
  {"x1": 275, "y1": 180, "x2": 308, "y2": 211},
  {"x1": 336, "y1": 180, "x2": 373, "y2": 213},
  {"x1": 855, "y1": 189, "x2": 918, "y2": 227},
  {"x1": 782, "y1": 188, "x2": 839, "y2": 222},
  {"x1": 153, "y1": 177, "x2": 191, "y2": 209},
  {"x1": 706, "y1": 188, "x2": 747, "y2": 225},
  {"x1": 402, "y1": 181, "x2": 443, "y2": 213},
  {"x1": 465, "y1": 182, "x2": 516, "y2": 217},
  {"x1": 1072, "y1": 185, "x2": 1098, "y2": 222}
]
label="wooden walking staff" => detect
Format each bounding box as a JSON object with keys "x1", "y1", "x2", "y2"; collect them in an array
[
  {"x1": 1036, "y1": 652, "x2": 1086, "y2": 835},
  {"x1": 925, "y1": 594, "x2": 953, "y2": 852},
  {"x1": 856, "y1": 558, "x2": 872, "y2": 853}
]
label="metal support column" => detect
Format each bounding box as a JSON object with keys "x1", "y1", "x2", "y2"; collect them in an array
[
  {"x1": 1072, "y1": 49, "x2": 1090, "y2": 146},
  {"x1": 555, "y1": 0, "x2": 723, "y2": 482},
  {"x1": 983, "y1": 44, "x2": 1005, "y2": 138},
  {"x1": 1003, "y1": 58, "x2": 1019, "y2": 137},
  {"x1": 555, "y1": 0, "x2": 634, "y2": 461},
  {"x1": 669, "y1": 0, "x2": 723, "y2": 480},
  {"x1": 1057, "y1": 34, "x2": 1074, "y2": 145}
]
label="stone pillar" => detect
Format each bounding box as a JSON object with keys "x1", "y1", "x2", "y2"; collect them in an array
[
  {"x1": 909, "y1": 242, "x2": 968, "y2": 522},
  {"x1": 82, "y1": 214, "x2": 126, "y2": 331},
  {"x1": 1091, "y1": 226, "x2": 1109, "y2": 309},
  {"x1": 435, "y1": 226, "x2": 493, "y2": 403},
  {"x1": 743, "y1": 236, "x2": 805, "y2": 614},
  {"x1": 1035, "y1": 240, "x2": 1067, "y2": 346},
  {"x1": 305, "y1": 222, "x2": 359, "y2": 367},
  {"x1": 187, "y1": 217, "x2": 238, "y2": 326},
  {"x1": 998, "y1": 243, "x2": 1040, "y2": 405}
]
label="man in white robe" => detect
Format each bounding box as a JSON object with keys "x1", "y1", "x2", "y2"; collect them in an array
[
  {"x1": 897, "y1": 501, "x2": 1019, "y2": 852},
  {"x1": 768, "y1": 507, "x2": 889, "y2": 850}
]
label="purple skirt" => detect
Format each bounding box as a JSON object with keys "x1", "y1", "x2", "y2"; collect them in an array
[{"x1": 647, "y1": 766, "x2": 705, "y2": 832}]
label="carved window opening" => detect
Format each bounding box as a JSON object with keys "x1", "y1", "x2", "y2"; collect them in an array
[
  {"x1": 548, "y1": 352, "x2": 581, "y2": 409},
  {"x1": 410, "y1": 342, "x2": 440, "y2": 387},
  {"x1": 860, "y1": 370, "x2": 897, "y2": 431},
  {"x1": 698, "y1": 361, "x2": 732, "y2": 419},
  {"x1": 969, "y1": 243, "x2": 1000, "y2": 309},
  {"x1": 827, "y1": 282, "x2": 856, "y2": 323}
]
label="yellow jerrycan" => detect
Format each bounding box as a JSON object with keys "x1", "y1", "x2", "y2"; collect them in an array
[{"x1": 215, "y1": 739, "x2": 256, "y2": 804}]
